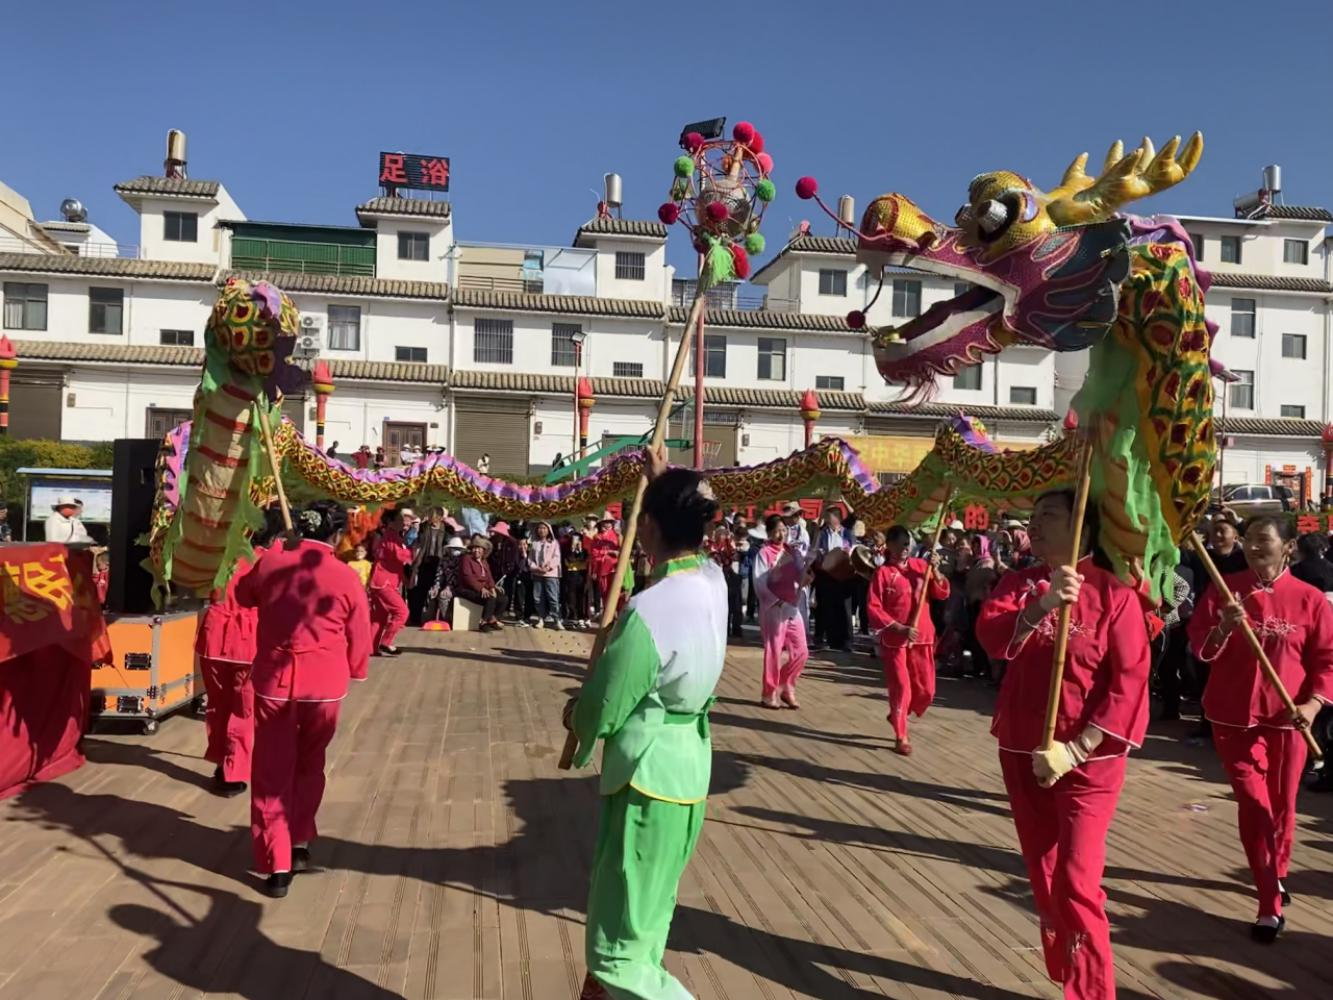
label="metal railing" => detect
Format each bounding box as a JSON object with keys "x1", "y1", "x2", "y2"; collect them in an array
[
  {"x1": 455, "y1": 273, "x2": 547, "y2": 295},
  {"x1": 0, "y1": 236, "x2": 141, "y2": 258},
  {"x1": 669, "y1": 280, "x2": 791, "y2": 312}
]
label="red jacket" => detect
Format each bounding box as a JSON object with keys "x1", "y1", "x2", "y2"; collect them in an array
[
  {"x1": 589, "y1": 530, "x2": 621, "y2": 578},
  {"x1": 902, "y1": 556, "x2": 950, "y2": 645},
  {"x1": 369, "y1": 529, "x2": 411, "y2": 590},
  {"x1": 195, "y1": 553, "x2": 259, "y2": 662},
  {"x1": 458, "y1": 553, "x2": 495, "y2": 593},
  {"x1": 866, "y1": 563, "x2": 913, "y2": 650},
  {"x1": 235, "y1": 540, "x2": 372, "y2": 701},
  {"x1": 1187, "y1": 568, "x2": 1333, "y2": 729},
  {"x1": 976, "y1": 558, "x2": 1150, "y2": 754}
]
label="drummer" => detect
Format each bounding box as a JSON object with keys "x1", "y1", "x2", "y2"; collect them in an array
[{"x1": 810, "y1": 506, "x2": 852, "y2": 652}]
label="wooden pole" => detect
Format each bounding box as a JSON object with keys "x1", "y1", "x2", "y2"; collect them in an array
[
  {"x1": 1186, "y1": 533, "x2": 1322, "y2": 758},
  {"x1": 254, "y1": 401, "x2": 294, "y2": 534},
  {"x1": 558, "y1": 293, "x2": 709, "y2": 770},
  {"x1": 910, "y1": 490, "x2": 952, "y2": 632},
  {"x1": 1040, "y1": 438, "x2": 1095, "y2": 750}
]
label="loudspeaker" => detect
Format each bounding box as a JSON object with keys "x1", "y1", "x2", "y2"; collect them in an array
[{"x1": 107, "y1": 438, "x2": 161, "y2": 614}]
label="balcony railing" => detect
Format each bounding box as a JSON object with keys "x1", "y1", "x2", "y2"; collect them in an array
[
  {"x1": 670, "y1": 280, "x2": 784, "y2": 311},
  {"x1": 456, "y1": 273, "x2": 547, "y2": 295},
  {"x1": 0, "y1": 236, "x2": 141, "y2": 258}
]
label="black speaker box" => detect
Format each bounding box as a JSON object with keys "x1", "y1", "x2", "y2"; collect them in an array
[{"x1": 107, "y1": 438, "x2": 161, "y2": 614}]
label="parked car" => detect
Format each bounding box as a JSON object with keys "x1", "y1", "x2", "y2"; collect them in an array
[{"x1": 1210, "y1": 483, "x2": 1296, "y2": 520}]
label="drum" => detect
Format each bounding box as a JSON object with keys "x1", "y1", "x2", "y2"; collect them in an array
[
  {"x1": 768, "y1": 556, "x2": 802, "y2": 604},
  {"x1": 820, "y1": 547, "x2": 853, "y2": 582},
  {"x1": 849, "y1": 545, "x2": 878, "y2": 579}
]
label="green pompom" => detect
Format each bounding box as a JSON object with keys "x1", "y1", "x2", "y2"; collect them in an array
[
  {"x1": 755, "y1": 178, "x2": 776, "y2": 202},
  {"x1": 674, "y1": 155, "x2": 695, "y2": 179},
  {"x1": 745, "y1": 232, "x2": 766, "y2": 254}
]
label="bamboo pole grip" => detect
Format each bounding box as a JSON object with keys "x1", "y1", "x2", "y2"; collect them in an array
[
  {"x1": 1041, "y1": 438, "x2": 1095, "y2": 751},
  {"x1": 911, "y1": 490, "x2": 953, "y2": 632},
  {"x1": 1186, "y1": 534, "x2": 1322, "y2": 759},
  {"x1": 254, "y1": 402, "x2": 293, "y2": 534},
  {"x1": 557, "y1": 293, "x2": 709, "y2": 770}
]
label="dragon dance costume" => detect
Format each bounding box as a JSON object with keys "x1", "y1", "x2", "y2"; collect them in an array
[{"x1": 571, "y1": 553, "x2": 726, "y2": 1000}]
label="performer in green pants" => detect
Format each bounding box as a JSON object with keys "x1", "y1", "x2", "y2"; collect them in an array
[{"x1": 567, "y1": 448, "x2": 726, "y2": 1000}]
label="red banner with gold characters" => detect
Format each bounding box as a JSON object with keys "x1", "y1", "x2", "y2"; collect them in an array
[{"x1": 0, "y1": 544, "x2": 110, "y2": 666}]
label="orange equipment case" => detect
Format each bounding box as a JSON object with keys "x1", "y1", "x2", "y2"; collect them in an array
[{"x1": 91, "y1": 611, "x2": 202, "y2": 734}]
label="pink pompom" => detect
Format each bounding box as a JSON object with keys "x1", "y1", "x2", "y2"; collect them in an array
[
  {"x1": 658, "y1": 202, "x2": 681, "y2": 225},
  {"x1": 684, "y1": 131, "x2": 705, "y2": 153},
  {"x1": 705, "y1": 201, "x2": 729, "y2": 223},
  {"x1": 756, "y1": 152, "x2": 774, "y2": 175},
  {"x1": 749, "y1": 130, "x2": 765, "y2": 154},
  {"x1": 730, "y1": 243, "x2": 751, "y2": 279},
  {"x1": 795, "y1": 176, "x2": 819, "y2": 200},
  {"x1": 732, "y1": 121, "x2": 756, "y2": 145},
  {"x1": 846, "y1": 310, "x2": 866, "y2": 329}
]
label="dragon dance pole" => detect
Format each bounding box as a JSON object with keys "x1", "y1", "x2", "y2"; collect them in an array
[
  {"x1": 910, "y1": 488, "x2": 952, "y2": 633},
  {"x1": 254, "y1": 401, "x2": 294, "y2": 534},
  {"x1": 693, "y1": 297, "x2": 705, "y2": 469},
  {"x1": 1187, "y1": 533, "x2": 1322, "y2": 758}
]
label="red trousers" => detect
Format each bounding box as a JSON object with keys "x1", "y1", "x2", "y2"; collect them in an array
[
  {"x1": 880, "y1": 644, "x2": 910, "y2": 742},
  {"x1": 1000, "y1": 751, "x2": 1125, "y2": 1000},
  {"x1": 201, "y1": 657, "x2": 254, "y2": 783},
  {"x1": 251, "y1": 696, "x2": 341, "y2": 874},
  {"x1": 369, "y1": 585, "x2": 407, "y2": 650},
  {"x1": 1213, "y1": 724, "x2": 1305, "y2": 918},
  {"x1": 907, "y1": 643, "x2": 935, "y2": 716},
  {"x1": 760, "y1": 611, "x2": 808, "y2": 700}
]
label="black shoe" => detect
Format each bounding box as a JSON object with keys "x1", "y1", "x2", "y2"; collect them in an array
[
  {"x1": 379, "y1": 645, "x2": 401, "y2": 657},
  {"x1": 1250, "y1": 916, "x2": 1284, "y2": 943},
  {"x1": 265, "y1": 872, "x2": 293, "y2": 898},
  {"x1": 293, "y1": 846, "x2": 311, "y2": 873},
  {"x1": 1279, "y1": 879, "x2": 1291, "y2": 907},
  {"x1": 1157, "y1": 705, "x2": 1181, "y2": 722},
  {"x1": 212, "y1": 767, "x2": 247, "y2": 798}
]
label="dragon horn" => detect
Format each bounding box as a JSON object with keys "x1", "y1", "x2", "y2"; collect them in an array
[
  {"x1": 1060, "y1": 152, "x2": 1092, "y2": 191},
  {"x1": 1048, "y1": 132, "x2": 1204, "y2": 226}
]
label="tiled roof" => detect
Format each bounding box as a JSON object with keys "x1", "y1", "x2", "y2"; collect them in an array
[
  {"x1": 1207, "y1": 272, "x2": 1333, "y2": 294},
  {"x1": 1218, "y1": 416, "x2": 1326, "y2": 437},
  {"x1": 751, "y1": 234, "x2": 855, "y2": 281},
  {"x1": 667, "y1": 305, "x2": 856, "y2": 332},
  {"x1": 453, "y1": 288, "x2": 663, "y2": 318},
  {"x1": 1254, "y1": 205, "x2": 1333, "y2": 223},
  {"x1": 113, "y1": 177, "x2": 221, "y2": 199},
  {"x1": 219, "y1": 269, "x2": 449, "y2": 301},
  {"x1": 0, "y1": 252, "x2": 215, "y2": 281},
  {"x1": 573, "y1": 219, "x2": 668, "y2": 244},
  {"x1": 11, "y1": 339, "x2": 447, "y2": 383},
  {"x1": 679, "y1": 386, "x2": 865, "y2": 411},
  {"x1": 868, "y1": 401, "x2": 1059, "y2": 423},
  {"x1": 355, "y1": 197, "x2": 452, "y2": 224}
]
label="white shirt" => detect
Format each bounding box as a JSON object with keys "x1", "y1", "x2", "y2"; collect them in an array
[{"x1": 45, "y1": 512, "x2": 91, "y2": 544}]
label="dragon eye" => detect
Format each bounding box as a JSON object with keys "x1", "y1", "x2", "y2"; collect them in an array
[
  {"x1": 975, "y1": 199, "x2": 1010, "y2": 236},
  {"x1": 954, "y1": 204, "x2": 973, "y2": 227}
]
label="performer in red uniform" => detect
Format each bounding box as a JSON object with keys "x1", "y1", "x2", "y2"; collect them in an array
[
  {"x1": 866, "y1": 536, "x2": 915, "y2": 755},
  {"x1": 894, "y1": 526, "x2": 949, "y2": 717},
  {"x1": 196, "y1": 552, "x2": 259, "y2": 796},
  {"x1": 589, "y1": 516, "x2": 622, "y2": 611},
  {"x1": 1186, "y1": 513, "x2": 1333, "y2": 942},
  {"x1": 236, "y1": 501, "x2": 371, "y2": 898},
  {"x1": 976, "y1": 490, "x2": 1150, "y2": 1000},
  {"x1": 368, "y1": 508, "x2": 410, "y2": 656}
]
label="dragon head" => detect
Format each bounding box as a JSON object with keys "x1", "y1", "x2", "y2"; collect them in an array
[
  {"x1": 206, "y1": 278, "x2": 302, "y2": 400},
  {"x1": 798, "y1": 134, "x2": 1202, "y2": 392}
]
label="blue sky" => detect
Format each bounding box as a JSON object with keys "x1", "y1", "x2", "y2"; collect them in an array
[{"x1": 6, "y1": 1, "x2": 1331, "y2": 272}]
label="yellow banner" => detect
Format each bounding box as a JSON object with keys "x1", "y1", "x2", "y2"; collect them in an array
[{"x1": 843, "y1": 434, "x2": 1037, "y2": 475}]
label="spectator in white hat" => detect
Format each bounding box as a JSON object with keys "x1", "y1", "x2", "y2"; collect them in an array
[{"x1": 45, "y1": 495, "x2": 91, "y2": 544}]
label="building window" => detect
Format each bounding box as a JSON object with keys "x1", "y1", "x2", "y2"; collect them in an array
[
  {"x1": 159, "y1": 329, "x2": 194, "y2": 346},
  {"x1": 1220, "y1": 234, "x2": 1241, "y2": 264},
  {"x1": 1188, "y1": 233, "x2": 1204, "y2": 260},
  {"x1": 818, "y1": 269, "x2": 847, "y2": 296},
  {"x1": 474, "y1": 317, "x2": 514, "y2": 364},
  {"x1": 1229, "y1": 369, "x2": 1254, "y2": 409},
  {"x1": 892, "y1": 279, "x2": 922, "y2": 317},
  {"x1": 551, "y1": 323, "x2": 582, "y2": 367},
  {"x1": 953, "y1": 364, "x2": 982, "y2": 390},
  {"x1": 697, "y1": 333, "x2": 727, "y2": 378},
  {"x1": 395, "y1": 346, "x2": 427, "y2": 363},
  {"x1": 612, "y1": 361, "x2": 644, "y2": 378},
  {"x1": 327, "y1": 305, "x2": 362, "y2": 350},
  {"x1": 614, "y1": 251, "x2": 645, "y2": 280},
  {"x1": 2, "y1": 282, "x2": 48, "y2": 330},
  {"x1": 757, "y1": 337, "x2": 786, "y2": 381},
  {"x1": 1283, "y1": 238, "x2": 1309, "y2": 265},
  {"x1": 163, "y1": 211, "x2": 198, "y2": 243},
  {"x1": 89, "y1": 287, "x2": 124, "y2": 334},
  {"x1": 953, "y1": 281, "x2": 974, "y2": 298},
  {"x1": 1282, "y1": 333, "x2": 1307, "y2": 359},
  {"x1": 1280, "y1": 404, "x2": 1306, "y2": 419},
  {"x1": 397, "y1": 231, "x2": 429, "y2": 261},
  {"x1": 1009, "y1": 386, "x2": 1037, "y2": 405},
  {"x1": 1230, "y1": 298, "x2": 1256, "y2": 338},
  {"x1": 815, "y1": 375, "x2": 844, "y2": 391}
]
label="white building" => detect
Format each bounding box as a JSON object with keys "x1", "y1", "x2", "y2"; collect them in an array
[{"x1": 0, "y1": 150, "x2": 1328, "y2": 499}]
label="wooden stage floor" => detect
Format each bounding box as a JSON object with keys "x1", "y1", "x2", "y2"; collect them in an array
[{"x1": 1, "y1": 626, "x2": 1330, "y2": 998}]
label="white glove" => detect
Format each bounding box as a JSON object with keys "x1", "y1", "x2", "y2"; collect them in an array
[{"x1": 1032, "y1": 742, "x2": 1081, "y2": 786}]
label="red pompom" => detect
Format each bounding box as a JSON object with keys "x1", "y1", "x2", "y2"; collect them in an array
[
  {"x1": 756, "y1": 152, "x2": 774, "y2": 175},
  {"x1": 795, "y1": 176, "x2": 819, "y2": 200},
  {"x1": 1063, "y1": 409, "x2": 1079, "y2": 432},
  {"x1": 846, "y1": 310, "x2": 866, "y2": 329},
  {"x1": 749, "y1": 130, "x2": 765, "y2": 154},
  {"x1": 684, "y1": 131, "x2": 705, "y2": 153},
  {"x1": 730, "y1": 243, "x2": 751, "y2": 279},
  {"x1": 658, "y1": 202, "x2": 681, "y2": 225},
  {"x1": 705, "y1": 201, "x2": 729, "y2": 223},
  {"x1": 732, "y1": 121, "x2": 756, "y2": 145}
]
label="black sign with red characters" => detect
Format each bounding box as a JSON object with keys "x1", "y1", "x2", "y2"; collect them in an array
[{"x1": 378, "y1": 152, "x2": 451, "y2": 193}]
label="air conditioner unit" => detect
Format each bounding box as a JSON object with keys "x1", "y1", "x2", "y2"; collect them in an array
[
  {"x1": 300, "y1": 315, "x2": 322, "y2": 330},
  {"x1": 294, "y1": 330, "x2": 322, "y2": 357}
]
